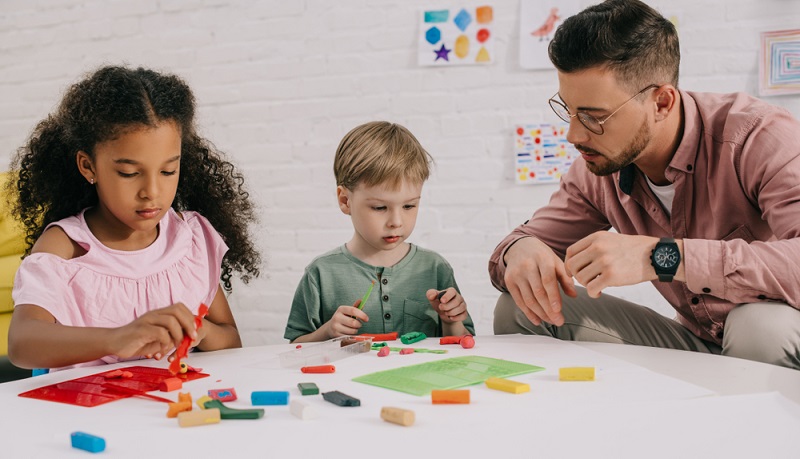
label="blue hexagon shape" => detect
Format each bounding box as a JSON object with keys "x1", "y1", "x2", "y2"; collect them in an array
[
  {"x1": 454, "y1": 8, "x2": 472, "y2": 32},
  {"x1": 425, "y1": 26, "x2": 441, "y2": 45}
]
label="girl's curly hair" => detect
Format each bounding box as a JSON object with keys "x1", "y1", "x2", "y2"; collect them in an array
[{"x1": 5, "y1": 65, "x2": 261, "y2": 292}]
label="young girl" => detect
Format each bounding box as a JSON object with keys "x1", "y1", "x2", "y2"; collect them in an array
[{"x1": 4, "y1": 65, "x2": 261, "y2": 371}]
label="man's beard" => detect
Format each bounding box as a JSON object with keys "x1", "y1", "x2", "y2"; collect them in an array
[{"x1": 579, "y1": 119, "x2": 650, "y2": 176}]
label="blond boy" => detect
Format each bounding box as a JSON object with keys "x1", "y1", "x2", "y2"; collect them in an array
[{"x1": 285, "y1": 122, "x2": 475, "y2": 342}]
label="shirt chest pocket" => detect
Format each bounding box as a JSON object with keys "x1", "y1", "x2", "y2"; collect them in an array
[{"x1": 402, "y1": 299, "x2": 439, "y2": 336}]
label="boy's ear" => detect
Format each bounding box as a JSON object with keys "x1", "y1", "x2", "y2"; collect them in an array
[
  {"x1": 76, "y1": 151, "x2": 96, "y2": 184},
  {"x1": 337, "y1": 185, "x2": 352, "y2": 215}
]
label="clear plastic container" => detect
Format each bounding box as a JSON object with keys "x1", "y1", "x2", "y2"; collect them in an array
[{"x1": 278, "y1": 336, "x2": 373, "y2": 368}]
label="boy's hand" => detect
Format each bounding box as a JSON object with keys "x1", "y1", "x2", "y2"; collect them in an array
[
  {"x1": 111, "y1": 303, "x2": 198, "y2": 360},
  {"x1": 426, "y1": 288, "x2": 468, "y2": 323},
  {"x1": 320, "y1": 300, "x2": 370, "y2": 339}
]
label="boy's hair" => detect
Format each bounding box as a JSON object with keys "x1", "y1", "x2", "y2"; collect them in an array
[
  {"x1": 7, "y1": 65, "x2": 260, "y2": 291},
  {"x1": 333, "y1": 121, "x2": 433, "y2": 190},
  {"x1": 548, "y1": 0, "x2": 680, "y2": 91}
]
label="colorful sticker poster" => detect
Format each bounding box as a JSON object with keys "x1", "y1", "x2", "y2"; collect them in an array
[
  {"x1": 514, "y1": 122, "x2": 578, "y2": 185},
  {"x1": 759, "y1": 29, "x2": 800, "y2": 96},
  {"x1": 418, "y1": 5, "x2": 494, "y2": 66},
  {"x1": 519, "y1": 0, "x2": 579, "y2": 70}
]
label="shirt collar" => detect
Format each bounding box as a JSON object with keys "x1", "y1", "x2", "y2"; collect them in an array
[{"x1": 618, "y1": 89, "x2": 700, "y2": 195}]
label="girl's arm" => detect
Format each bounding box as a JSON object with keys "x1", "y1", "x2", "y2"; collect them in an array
[
  {"x1": 8, "y1": 305, "x2": 117, "y2": 369},
  {"x1": 192, "y1": 286, "x2": 242, "y2": 351},
  {"x1": 8, "y1": 303, "x2": 198, "y2": 369}
]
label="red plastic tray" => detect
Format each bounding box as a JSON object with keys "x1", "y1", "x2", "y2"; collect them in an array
[{"x1": 18, "y1": 365, "x2": 208, "y2": 407}]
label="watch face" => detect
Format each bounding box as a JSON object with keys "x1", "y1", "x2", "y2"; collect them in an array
[{"x1": 654, "y1": 246, "x2": 679, "y2": 269}]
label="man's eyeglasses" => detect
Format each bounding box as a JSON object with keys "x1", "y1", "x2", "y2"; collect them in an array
[{"x1": 548, "y1": 84, "x2": 659, "y2": 135}]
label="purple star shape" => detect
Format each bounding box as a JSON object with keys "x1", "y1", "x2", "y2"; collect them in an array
[{"x1": 434, "y1": 44, "x2": 451, "y2": 61}]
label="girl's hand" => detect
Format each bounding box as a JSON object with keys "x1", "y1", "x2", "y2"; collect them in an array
[
  {"x1": 427, "y1": 288, "x2": 468, "y2": 324},
  {"x1": 166, "y1": 316, "x2": 211, "y2": 363},
  {"x1": 320, "y1": 300, "x2": 369, "y2": 339},
  {"x1": 110, "y1": 303, "x2": 198, "y2": 360}
]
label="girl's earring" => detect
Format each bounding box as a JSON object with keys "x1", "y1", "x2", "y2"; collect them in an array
[{"x1": 90, "y1": 178, "x2": 95, "y2": 185}]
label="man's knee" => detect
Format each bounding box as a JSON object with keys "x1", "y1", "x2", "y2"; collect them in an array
[
  {"x1": 494, "y1": 293, "x2": 521, "y2": 334},
  {"x1": 724, "y1": 302, "x2": 800, "y2": 369},
  {"x1": 493, "y1": 292, "x2": 549, "y2": 336}
]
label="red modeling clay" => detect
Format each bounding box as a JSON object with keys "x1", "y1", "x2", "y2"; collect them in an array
[
  {"x1": 169, "y1": 303, "x2": 209, "y2": 375},
  {"x1": 359, "y1": 332, "x2": 399, "y2": 341},
  {"x1": 301, "y1": 365, "x2": 336, "y2": 374}
]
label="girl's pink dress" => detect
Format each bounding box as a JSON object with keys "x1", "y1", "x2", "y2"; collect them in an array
[{"x1": 12, "y1": 208, "x2": 228, "y2": 370}]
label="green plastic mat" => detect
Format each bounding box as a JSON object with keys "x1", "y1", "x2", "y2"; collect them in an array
[{"x1": 352, "y1": 356, "x2": 545, "y2": 396}]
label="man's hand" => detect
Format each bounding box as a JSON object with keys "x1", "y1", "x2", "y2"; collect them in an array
[
  {"x1": 503, "y1": 237, "x2": 577, "y2": 326},
  {"x1": 565, "y1": 232, "x2": 660, "y2": 298}
]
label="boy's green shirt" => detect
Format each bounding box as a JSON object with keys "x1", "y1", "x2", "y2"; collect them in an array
[{"x1": 284, "y1": 244, "x2": 475, "y2": 342}]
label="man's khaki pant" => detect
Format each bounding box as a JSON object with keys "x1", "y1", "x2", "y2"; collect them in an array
[{"x1": 494, "y1": 286, "x2": 800, "y2": 370}]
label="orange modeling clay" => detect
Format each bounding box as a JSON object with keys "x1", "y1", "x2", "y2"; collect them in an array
[{"x1": 169, "y1": 303, "x2": 209, "y2": 375}]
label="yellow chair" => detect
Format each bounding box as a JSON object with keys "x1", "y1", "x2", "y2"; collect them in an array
[
  {"x1": 0, "y1": 172, "x2": 26, "y2": 356},
  {"x1": 0, "y1": 172, "x2": 31, "y2": 381}
]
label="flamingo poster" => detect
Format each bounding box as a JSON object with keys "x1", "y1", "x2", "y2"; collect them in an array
[{"x1": 519, "y1": 0, "x2": 580, "y2": 70}]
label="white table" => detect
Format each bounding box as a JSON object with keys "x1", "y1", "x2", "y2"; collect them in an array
[
  {"x1": 1, "y1": 335, "x2": 799, "y2": 458},
  {"x1": 580, "y1": 341, "x2": 800, "y2": 403}
]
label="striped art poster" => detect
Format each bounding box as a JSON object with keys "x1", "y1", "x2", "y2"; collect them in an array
[{"x1": 514, "y1": 122, "x2": 578, "y2": 185}]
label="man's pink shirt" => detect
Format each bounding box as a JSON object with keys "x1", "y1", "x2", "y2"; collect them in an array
[{"x1": 490, "y1": 90, "x2": 800, "y2": 344}]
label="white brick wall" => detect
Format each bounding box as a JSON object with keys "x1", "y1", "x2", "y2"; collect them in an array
[{"x1": 2, "y1": 1, "x2": 799, "y2": 346}]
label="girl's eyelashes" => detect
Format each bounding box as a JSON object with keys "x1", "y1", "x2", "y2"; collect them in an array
[
  {"x1": 403, "y1": 204, "x2": 417, "y2": 210},
  {"x1": 371, "y1": 206, "x2": 387, "y2": 211},
  {"x1": 116, "y1": 170, "x2": 178, "y2": 178}
]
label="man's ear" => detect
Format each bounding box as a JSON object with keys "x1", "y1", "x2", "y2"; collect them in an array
[
  {"x1": 654, "y1": 85, "x2": 678, "y2": 122},
  {"x1": 337, "y1": 185, "x2": 352, "y2": 215},
  {"x1": 76, "y1": 151, "x2": 96, "y2": 184}
]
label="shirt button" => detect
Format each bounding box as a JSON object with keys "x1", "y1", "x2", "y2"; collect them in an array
[
  {"x1": 382, "y1": 278, "x2": 388, "y2": 285},
  {"x1": 382, "y1": 295, "x2": 389, "y2": 301},
  {"x1": 702, "y1": 287, "x2": 711, "y2": 293},
  {"x1": 716, "y1": 330, "x2": 723, "y2": 339},
  {"x1": 757, "y1": 295, "x2": 766, "y2": 300},
  {"x1": 384, "y1": 313, "x2": 391, "y2": 320},
  {"x1": 687, "y1": 164, "x2": 693, "y2": 171},
  {"x1": 691, "y1": 297, "x2": 699, "y2": 305}
]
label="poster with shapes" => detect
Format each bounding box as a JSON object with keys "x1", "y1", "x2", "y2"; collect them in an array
[
  {"x1": 519, "y1": 0, "x2": 579, "y2": 70},
  {"x1": 419, "y1": 5, "x2": 494, "y2": 66},
  {"x1": 759, "y1": 29, "x2": 800, "y2": 96},
  {"x1": 514, "y1": 122, "x2": 578, "y2": 185}
]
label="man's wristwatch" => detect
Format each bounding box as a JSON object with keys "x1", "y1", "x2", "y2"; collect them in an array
[{"x1": 651, "y1": 237, "x2": 680, "y2": 282}]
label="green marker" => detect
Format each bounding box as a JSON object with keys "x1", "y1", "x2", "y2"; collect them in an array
[{"x1": 357, "y1": 280, "x2": 375, "y2": 310}]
